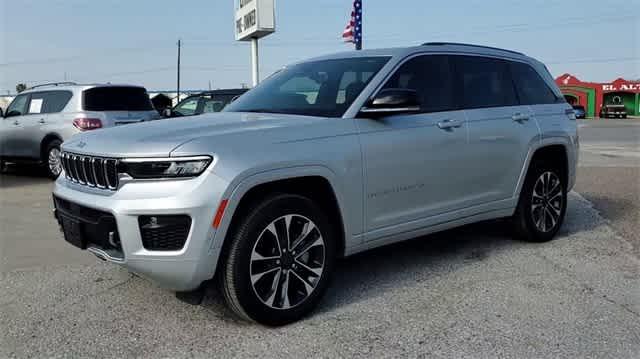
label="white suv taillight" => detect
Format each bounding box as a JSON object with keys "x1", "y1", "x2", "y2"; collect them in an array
[{"x1": 73, "y1": 118, "x2": 102, "y2": 131}]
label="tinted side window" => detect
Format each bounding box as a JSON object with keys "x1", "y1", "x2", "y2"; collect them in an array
[
  {"x1": 43, "y1": 91, "x2": 73, "y2": 113},
  {"x1": 510, "y1": 62, "x2": 558, "y2": 105},
  {"x1": 454, "y1": 56, "x2": 518, "y2": 109},
  {"x1": 382, "y1": 55, "x2": 454, "y2": 113},
  {"x1": 6, "y1": 94, "x2": 30, "y2": 116}
]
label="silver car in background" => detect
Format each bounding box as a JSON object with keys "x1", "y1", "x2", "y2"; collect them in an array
[
  {"x1": 0, "y1": 83, "x2": 158, "y2": 177},
  {"x1": 52, "y1": 43, "x2": 578, "y2": 325}
]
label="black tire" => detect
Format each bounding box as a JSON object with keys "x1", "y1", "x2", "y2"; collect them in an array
[
  {"x1": 0, "y1": 159, "x2": 7, "y2": 174},
  {"x1": 220, "y1": 193, "x2": 337, "y2": 326},
  {"x1": 43, "y1": 139, "x2": 62, "y2": 179},
  {"x1": 512, "y1": 161, "x2": 567, "y2": 242}
]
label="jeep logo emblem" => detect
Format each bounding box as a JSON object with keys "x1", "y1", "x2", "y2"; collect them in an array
[{"x1": 77, "y1": 141, "x2": 87, "y2": 148}]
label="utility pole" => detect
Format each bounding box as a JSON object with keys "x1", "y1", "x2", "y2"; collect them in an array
[{"x1": 176, "y1": 39, "x2": 182, "y2": 103}]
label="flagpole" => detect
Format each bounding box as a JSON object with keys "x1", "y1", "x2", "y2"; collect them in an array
[{"x1": 357, "y1": 0, "x2": 362, "y2": 50}]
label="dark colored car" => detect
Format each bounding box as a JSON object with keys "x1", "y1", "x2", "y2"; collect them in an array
[
  {"x1": 599, "y1": 104, "x2": 627, "y2": 119},
  {"x1": 164, "y1": 89, "x2": 249, "y2": 118},
  {"x1": 572, "y1": 105, "x2": 586, "y2": 119}
]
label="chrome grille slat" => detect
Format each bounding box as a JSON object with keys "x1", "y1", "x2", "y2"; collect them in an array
[
  {"x1": 82, "y1": 157, "x2": 93, "y2": 186},
  {"x1": 61, "y1": 151, "x2": 119, "y2": 190},
  {"x1": 76, "y1": 155, "x2": 86, "y2": 184},
  {"x1": 104, "y1": 159, "x2": 111, "y2": 189},
  {"x1": 71, "y1": 155, "x2": 81, "y2": 183}
]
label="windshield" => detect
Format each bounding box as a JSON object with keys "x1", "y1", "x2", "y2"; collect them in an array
[{"x1": 224, "y1": 57, "x2": 391, "y2": 118}]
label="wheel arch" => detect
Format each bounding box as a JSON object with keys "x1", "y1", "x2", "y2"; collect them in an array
[
  {"x1": 515, "y1": 140, "x2": 572, "y2": 199},
  {"x1": 39, "y1": 133, "x2": 63, "y2": 161},
  {"x1": 213, "y1": 166, "x2": 349, "y2": 260}
]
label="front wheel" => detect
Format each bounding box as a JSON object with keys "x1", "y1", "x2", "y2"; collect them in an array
[
  {"x1": 512, "y1": 162, "x2": 567, "y2": 242},
  {"x1": 220, "y1": 193, "x2": 337, "y2": 326},
  {"x1": 44, "y1": 140, "x2": 62, "y2": 179}
]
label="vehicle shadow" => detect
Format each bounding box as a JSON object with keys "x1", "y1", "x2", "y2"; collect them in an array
[
  {"x1": 0, "y1": 164, "x2": 50, "y2": 188},
  {"x1": 316, "y1": 219, "x2": 518, "y2": 314},
  {"x1": 315, "y1": 196, "x2": 597, "y2": 314},
  {"x1": 197, "y1": 197, "x2": 595, "y2": 320}
]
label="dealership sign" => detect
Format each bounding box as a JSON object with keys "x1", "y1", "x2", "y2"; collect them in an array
[{"x1": 235, "y1": 0, "x2": 275, "y2": 41}]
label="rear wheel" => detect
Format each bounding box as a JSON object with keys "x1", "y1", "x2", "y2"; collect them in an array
[
  {"x1": 44, "y1": 140, "x2": 62, "y2": 179},
  {"x1": 220, "y1": 193, "x2": 337, "y2": 326},
  {"x1": 512, "y1": 161, "x2": 567, "y2": 242}
]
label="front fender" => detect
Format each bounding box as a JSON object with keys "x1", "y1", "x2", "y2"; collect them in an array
[{"x1": 210, "y1": 165, "x2": 353, "y2": 255}]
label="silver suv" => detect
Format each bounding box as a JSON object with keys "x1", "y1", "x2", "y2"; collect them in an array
[
  {"x1": 52, "y1": 43, "x2": 578, "y2": 325},
  {"x1": 0, "y1": 83, "x2": 158, "y2": 178}
]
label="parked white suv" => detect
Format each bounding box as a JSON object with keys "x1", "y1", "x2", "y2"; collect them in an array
[
  {"x1": 52, "y1": 43, "x2": 578, "y2": 325},
  {"x1": 0, "y1": 83, "x2": 158, "y2": 178}
]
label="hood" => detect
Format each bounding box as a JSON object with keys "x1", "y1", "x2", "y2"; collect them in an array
[{"x1": 61, "y1": 112, "x2": 330, "y2": 157}]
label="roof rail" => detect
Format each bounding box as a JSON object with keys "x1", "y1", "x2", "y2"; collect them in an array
[
  {"x1": 421, "y1": 42, "x2": 525, "y2": 56},
  {"x1": 28, "y1": 82, "x2": 78, "y2": 90}
]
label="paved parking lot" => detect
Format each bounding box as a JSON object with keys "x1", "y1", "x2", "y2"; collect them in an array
[{"x1": 1, "y1": 120, "x2": 639, "y2": 358}]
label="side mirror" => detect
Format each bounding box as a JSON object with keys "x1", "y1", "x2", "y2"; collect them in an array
[
  {"x1": 359, "y1": 88, "x2": 420, "y2": 116},
  {"x1": 5, "y1": 110, "x2": 20, "y2": 118},
  {"x1": 162, "y1": 108, "x2": 173, "y2": 118}
]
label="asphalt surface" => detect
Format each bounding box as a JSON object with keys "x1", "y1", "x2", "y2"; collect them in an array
[
  {"x1": 1, "y1": 119, "x2": 639, "y2": 358},
  {"x1": 574, "y1": 119, "x2": 640, "y2": 257}
]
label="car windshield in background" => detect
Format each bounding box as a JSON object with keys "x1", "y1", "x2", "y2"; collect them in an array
[
  {"x1": 174, "y1": 94, "x2": 238, "y2": 116},
  {"x1": 224, "y1": 57, "x2": 391, "y2": 118},
  {"x1": 83, "y1": 86, "x2": 153, "y2": 111}
]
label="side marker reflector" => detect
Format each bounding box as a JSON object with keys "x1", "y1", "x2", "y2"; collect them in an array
[{"x1": 212, "y1": 199, "x2": 229, "y2": 228}]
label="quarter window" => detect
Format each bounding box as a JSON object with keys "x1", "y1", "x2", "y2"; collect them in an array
[
  {"x1": 510, "y1": 62, "x2": 558, "y2": 105},
  {"x1": 381, "y1": 55, "x2": 455, "y2": 113},
  {"x1": 454, "y1": 56, "x2": 518, "y2": 109}
]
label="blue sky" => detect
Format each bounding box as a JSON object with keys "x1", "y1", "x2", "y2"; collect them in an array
[{"x1": 1, "y1": 0, "x2": 638, "y2": 93}]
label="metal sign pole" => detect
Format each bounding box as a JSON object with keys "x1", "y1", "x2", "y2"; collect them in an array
[{"x1": 251, "y1": 38, "x2": 259, "y2": 87}]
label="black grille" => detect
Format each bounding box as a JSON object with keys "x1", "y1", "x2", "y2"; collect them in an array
[
  {"x1": 138, "y1": 215, "x2": 191, "y2": 251},
  {"x1": 61, "y1": 152, "x2": 119, "y2": 190}
]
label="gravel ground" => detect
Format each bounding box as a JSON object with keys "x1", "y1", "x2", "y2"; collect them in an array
[{"x1": 1, "y1": 193, "x2": 639, "y2": 358}]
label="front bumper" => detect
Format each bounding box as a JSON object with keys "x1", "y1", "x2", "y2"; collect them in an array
[{"x1": 52, "y1": 170, "x2": 230, "y2": 291}]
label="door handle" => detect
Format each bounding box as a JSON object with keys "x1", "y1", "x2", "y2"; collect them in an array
[
  {"x1": 39, "y1": 119, "x2": 46, "y2": 124},
  {"x1": 512, "y1": 113, "x2": 530, "y2": 122},
  {"x1": 13, "y1": 120, "x2": 19, "y2": 126},
  {"x1": 437, "y1": 119, "x2": 462, "y2": 130}
]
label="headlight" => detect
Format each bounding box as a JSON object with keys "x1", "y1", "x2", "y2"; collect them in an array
[{"x1": 120, "y1": 156, "x2": 212, "y2": 179}]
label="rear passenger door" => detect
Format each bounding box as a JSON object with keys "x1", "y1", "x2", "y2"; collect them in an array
[
  {"x1": 453, "y1": 55, "x2": 540, "y2": 206},
  {"x1": 510, "y1": 61, "x2": 566, "y2": 139}
]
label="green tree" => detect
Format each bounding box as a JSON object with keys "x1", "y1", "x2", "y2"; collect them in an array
[{"x1": 16, "y1": 83, "x2": 27, "y2": 93}]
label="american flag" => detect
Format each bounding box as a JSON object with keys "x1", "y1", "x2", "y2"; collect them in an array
[{"x1": 342, "y1": 0, "x2": 362, "y2": 49}]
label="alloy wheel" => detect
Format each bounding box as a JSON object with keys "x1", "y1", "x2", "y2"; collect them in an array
[
  {"x1": 531, "y1": 171, "x2": 563, "y2": 233},
  {"x1": 249, "y1": 214, "x2": 325, "y2": 310},
  {"x1": 48, "y1": 147, "x2": 62, "y2": 177}
]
